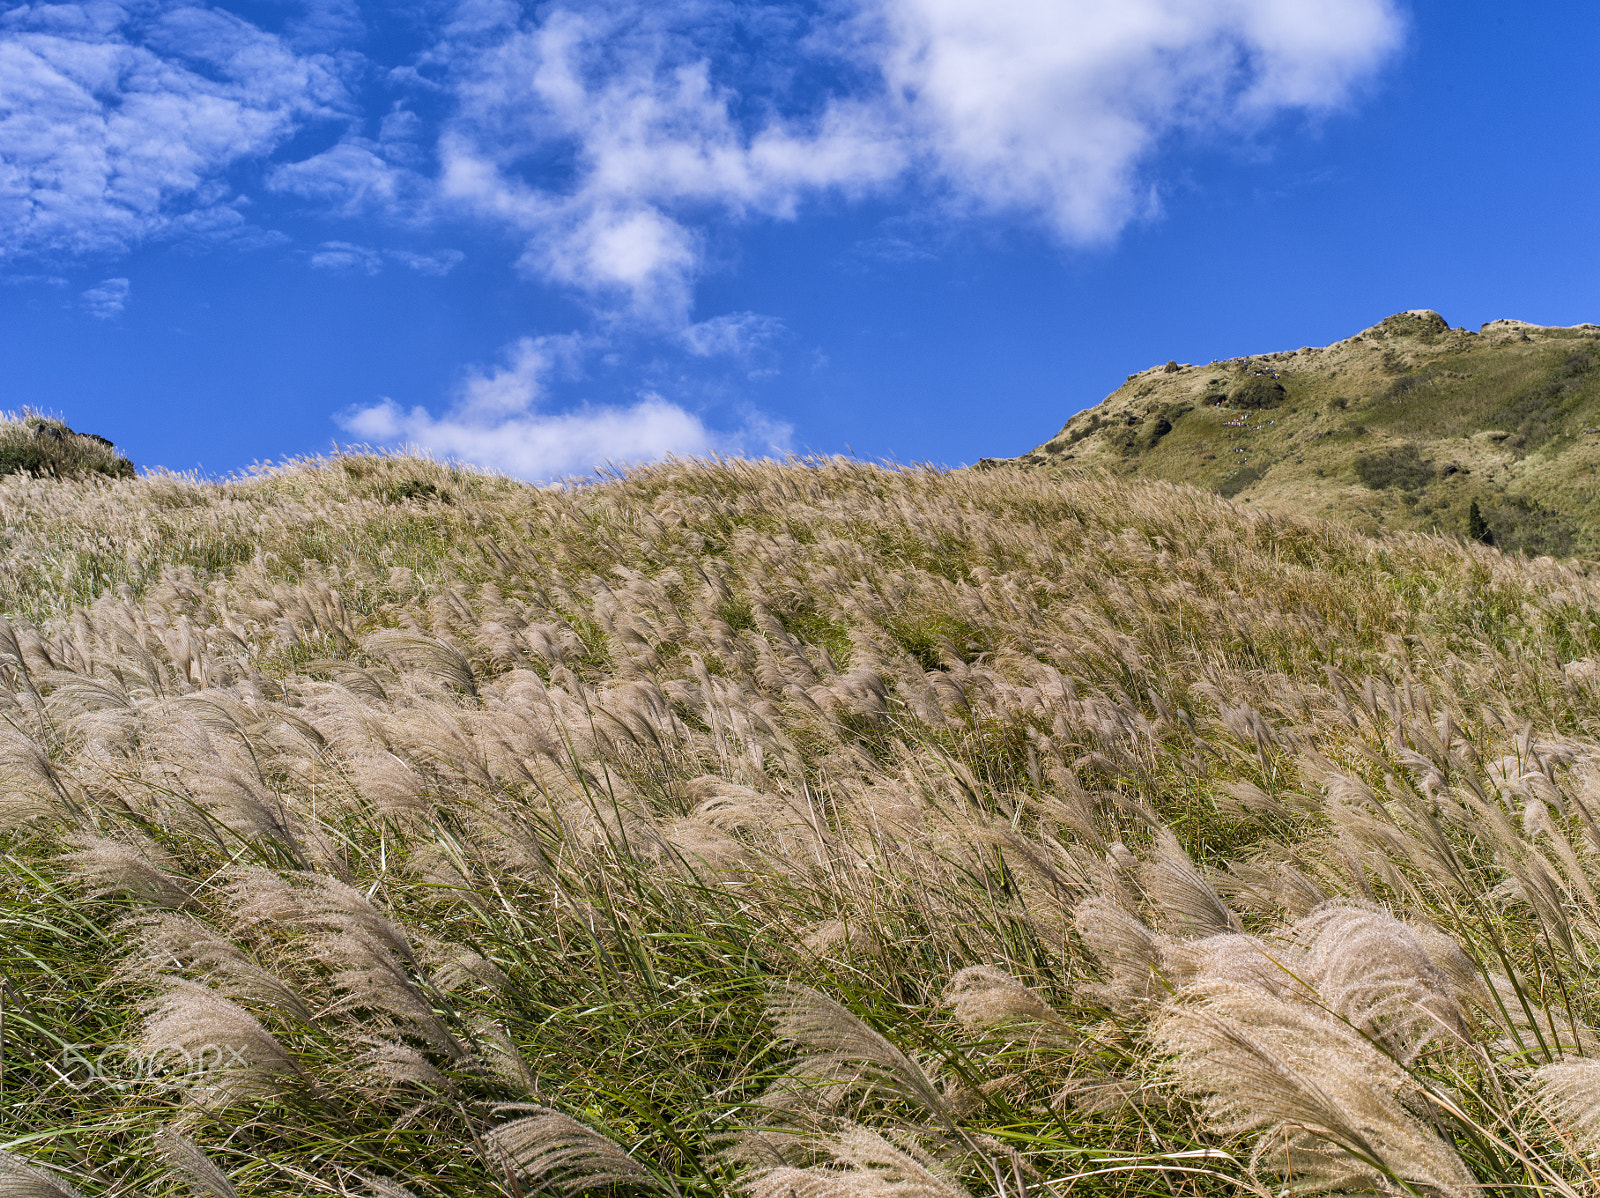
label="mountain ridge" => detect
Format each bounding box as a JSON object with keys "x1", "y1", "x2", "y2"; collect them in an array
[{"x1": 997, "y1": 309, "x2": 1600, "y2": 556}]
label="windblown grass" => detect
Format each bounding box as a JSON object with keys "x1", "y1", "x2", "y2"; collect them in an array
[
  {"x1": 5, "y1": 450, "x2": 1600, "y2": 1195},
  {"x1": 0, "y1": 412, "x2": 134, "y2": 484}
]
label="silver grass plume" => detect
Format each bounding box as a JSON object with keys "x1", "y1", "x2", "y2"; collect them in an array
[
  {"x1": 1529, "y1": 1057, "x2": 1600, "y2": 1155},
  {"x1": 1072, "y1": 897, "x2": 1197, "y2": 1014},
  {"x1": 767, "y1": 984, "x2": 957, "y2": 1129},
  {"x1": 363, "y1": 630, "x2": 477, "y2": 696},
  {"x1": 120, "y1": 912, "x2": 315, "y2": 1026},
  {"x1": 1153, "y1": 981, "x2": 1478, "y2": 1197},
  {"x1": 744, "y1": 1124, "x2": 973, "y2": 1198},
  {"x1": 942, "y1": 966, "x2": 1071, "y2": 1042},
  {"x1": 0, "y1": 1151, "x2": 87, "y2": 1198},
  {"x1": 1285, "y1": 902, "x2": 1470, "y2": 1063},
  {"x1": 137, "y1": 978, "x2": 304, "y2": 1105},
  {"x1": 485, "y1": 1107, "x2": 676, "y2": 1194},
  {"x1": 60, "y1": 833, "x2": 191, "y2": 907},
  {"x1": 155, "y1": 1130, "x2": 239, "y2": 1198},
  {"x1": 358, "y1": 1177, "x2": 421, "y2": 1198},
  {"x1": 1139, "y1": 829, "x2": 1240, "y2": 938}
]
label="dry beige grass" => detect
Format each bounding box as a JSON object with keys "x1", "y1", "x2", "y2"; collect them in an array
[{"x1": 4, "y1": 451, "x2": 1600, "y2": 1195}]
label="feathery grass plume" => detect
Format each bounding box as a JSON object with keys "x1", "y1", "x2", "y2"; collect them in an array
[
  {"x1": 358, "y1": 1177, "x2": 421, "y2": 1198},
  {"x1": 1216, "y1": 858, "x2": 1329, "y2": 918},
  {"x1": 1139, "y1": 828, "x2": 1241, "y2": 937},
  {"x1": 942, "y1": 966, "x2": 1071, "y2": 1042},
  {"x1": 1072, "y1": 896, "x2": 1194, "y2": 1014},
  {"x1": 313, "y1": 925, "x2": 467, "y2": 1058},
  {"x1": 0, "y1": 727, "x2": 67, "y2": 829},
  {"x1": 1529, "y1": 1058, "x2": 1600, "y2": 1156},
  {"x1": 0, "y1": 1150, "x2": 87, "y2": 1198},
  {"x1": 226, "y1": 869, "x2": 418, "y2": 965},
  {"x1": 767, "y1": 984, "x2": 957, "y2": 1128},
  {"x1": 1153, "y1": 981, "x2": 1479, "y2": 1197},
  {"x1": 356, "y1": 1039, "x2": 452, "y2": 1092},
  {"x1": 362, "y1": 630, "x2": 478, "y2": 696},
  {"x1": 1286, "y1": 902, "x2": 1471, "y2": 1062},
  {"x1": 120, "y1": 913, "x2": 315, "y2": 1025},
  {"x1": 60, "y1": 832, "x2": 191, "y2": 907},
  {"x1": 137, "y1": 978, "x2": 304, "y2": 1105},
  {"x1": 155, "y1": 1130, "x2": 239, "y2": 1198},
  {"x1": 485, "y1": 1107, "x2": 677, "y2": 1194},
  {"x1": 744, "y1": 1124, "x2": 973, "y2": 1198}
]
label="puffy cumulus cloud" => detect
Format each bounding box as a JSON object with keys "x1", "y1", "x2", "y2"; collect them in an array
[
  {"x1": 432, "y1": 0, "x2": 1401, "y2": 312},
  {"x1": 0, "y1": 1, "x2": 348, "y2": 260},
  {"x1": 436, "y1": 5, "x2": 905, "y2": 322},
  {"x1": 874, "y1": 0, "x2": 1406, "y2": 240},
  {"x1": 1, "y1": 0, "x2": 1403, "y2": 322},
  {"x1": 339, "y1": 333, "x2": 791, "y2": 480},
  {"x1": 80, "y1": 276, "x2": 129, "y2": 318}
]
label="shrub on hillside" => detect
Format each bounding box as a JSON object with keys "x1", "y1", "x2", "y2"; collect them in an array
[
  {"x1": 0, "y1": 412, "x2": 134, "y2": 480},
  {"x1": 1228, "y1": 375, "x2": 1287, "y2": 409},
  {"x1": 1354, "y1": 443, "x2": 1434, "y2": 490}
]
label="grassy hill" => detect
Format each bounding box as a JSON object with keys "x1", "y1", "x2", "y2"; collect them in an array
[
  {"x1": 7, "y1": 453, "x2": 1600, "y2": 1195},
  {"x1": 1003, "y1": 310, "x2": 1600, "y2": 555}
]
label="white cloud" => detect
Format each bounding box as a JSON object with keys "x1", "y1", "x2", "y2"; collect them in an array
[
  {"x1": 436, "y1": 6, "x2": 906, "y2": 322},
  {"x1": 80, "y1": 276, "x2": 129, "y2": 318},
  {"x1": 388, "y1": 247, "x2": 464, "y2": 276},
  {"x1": 266, "y1": 142, "x2": 413, "y2": 215},
  {"x1": 310, "y1": 240, "x2": 384, "y2": 273},
  {"x1": 682, "y1": 311, "x2": 786, "y2": 358},
  {"x1": 873, "y1": 0, "x2": 1405, "y2": 240},
  {"x1": 1, "y1": 0, "x2": 1404, "y2": 328},
  {"x1": 339, "y1": 331, "x2": 791, "y2": 480},
  {"x1": 309, "y1": 242, "x2": 464, "y2": 275},
  {"x1": 425, "y1": 0, "x2": 1401, "y2": 314},
  {"x1": 0, "y1": 2, "x2": 348, "y2": 260}
]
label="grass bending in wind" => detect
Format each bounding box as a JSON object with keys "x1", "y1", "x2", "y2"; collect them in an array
[{"x1": 4, "y1": 451, "x2": 1600, "y2": 1194}]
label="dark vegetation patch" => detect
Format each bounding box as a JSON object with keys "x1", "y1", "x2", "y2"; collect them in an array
[
  {"x1": 1217, "y1": 464, "x2": 1266, "y2": 498},
  {"x1": 1385, "y1": 370, "x2": 1442, "y2": 400},
  {"x1": 1228, "y1": 376, "x2": 1288, "y2": 410},
  {"x1": 1481, "y1": 493, "x2": 1577, "y2": 557},
  {"x1": 1354, "y1": 443, "x2": 1435, "y2": 490}
]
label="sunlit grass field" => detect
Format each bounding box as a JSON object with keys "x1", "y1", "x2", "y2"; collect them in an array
[{"x1": 4, "y1": 451, "x2": 1600, "y2": 1196}]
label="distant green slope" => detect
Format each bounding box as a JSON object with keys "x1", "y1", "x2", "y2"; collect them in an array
[{"x1": 1002, "y1": 310, "x2": 1600, "y2": 555}]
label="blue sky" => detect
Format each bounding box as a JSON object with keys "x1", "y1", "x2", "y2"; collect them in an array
[{"x1": 1, "y1": 0, "x2": 1596, "y2": 479}]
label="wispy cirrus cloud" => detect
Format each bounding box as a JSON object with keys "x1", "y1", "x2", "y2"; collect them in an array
[
  {"x1": 80, "y1": 276, "x2": 129, "y2": 318},
  {"x1": 308, "y1": 241, "x2": 464, "y2": 275},
  {"x1": 0, "y1": 1, "x2": 348, "y2": 260}
]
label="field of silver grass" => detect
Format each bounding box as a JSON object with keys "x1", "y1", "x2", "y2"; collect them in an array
[{"x1": 3, "y1": 453, "x2": 1600, "y2": 1196}]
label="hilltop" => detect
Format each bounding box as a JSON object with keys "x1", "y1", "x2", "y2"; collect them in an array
[
  {"x1": 7, "y1": 454, "x2": 1600, "y2": 1195},
  {"x1": 1003, "y1": 310, "x2": 1600, "y2": 555}
]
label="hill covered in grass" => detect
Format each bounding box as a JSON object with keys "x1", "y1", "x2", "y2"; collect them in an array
[
  {"x1": 7, "y1": 454, "x2": 1600, "y2": 1196},
  {"x1": 0, "y1": 411, "x2": 135, "y2": 482},
  {"x1": 1004, "y1": 310, "x2": 1600, "y2": 555}
]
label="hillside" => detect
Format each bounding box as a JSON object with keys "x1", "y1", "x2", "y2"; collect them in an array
[
  {"x1": 1004, "y1": 310, "x2": 1600, "y2": 555},
  {"x1": 8, "y1": 455, "x2": 1600, "y2": 1195}
]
